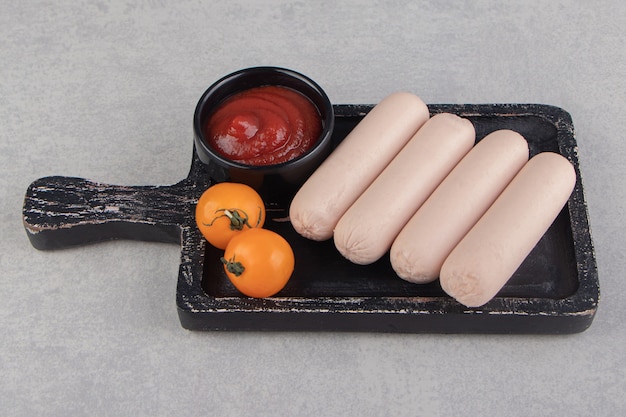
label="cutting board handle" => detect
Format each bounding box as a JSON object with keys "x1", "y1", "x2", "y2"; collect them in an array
[{"x1": 22, "y1": 176, "x2": 201, "y2": 250}]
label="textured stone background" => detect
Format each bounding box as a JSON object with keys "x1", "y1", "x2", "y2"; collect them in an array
[{"x1": 2, "y1": 1, "x2": 624, "y2": 415}]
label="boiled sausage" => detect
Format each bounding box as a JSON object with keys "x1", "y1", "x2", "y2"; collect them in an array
[
  {"x1": 289, "y1": 92, "x2": 429, "y2": 241},
  {"x1": 439, "y1": 152, "x2": 576, "y2": 307},
  {"x1": 334, "y1": 113, "x2": 475, "y2": 265},
  {"x1": 390, "y1": 129, "x2": 529, "y2": 283}
]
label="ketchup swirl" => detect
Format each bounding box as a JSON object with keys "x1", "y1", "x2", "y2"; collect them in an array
[{"x1": 205, "y1": 86, "x2": 322, "y2": 166}]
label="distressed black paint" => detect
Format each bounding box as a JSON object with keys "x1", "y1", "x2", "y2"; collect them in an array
[{"x1": 22, "y1": 104, "x2": 599, "y2": 333}]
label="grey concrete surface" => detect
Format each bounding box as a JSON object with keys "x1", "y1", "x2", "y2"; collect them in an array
[{"x1": 2, "y1": 1, "x2": 624, "y2": 416}]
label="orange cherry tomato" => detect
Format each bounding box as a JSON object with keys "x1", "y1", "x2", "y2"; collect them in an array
[
  {"x1": 221, "y1": 228, "x2": 295, "y2": 298},
  {"x1": 195, "y1": 182, "x2": 266, "y2": 249}
]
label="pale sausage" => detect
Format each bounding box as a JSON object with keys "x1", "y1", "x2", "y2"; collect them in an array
[
  {"x1": 289, "y1": 92, "x2": 429, "y2": 241},
  {"x1": 333, "y1": 113, "x2": 475, "y2": 265},
  {"x1": 439, "y1": 152, "x2": 576, "y2": 307},
  {"x1": 390, "y1": 130, "x2": 529, "y2": 283}
]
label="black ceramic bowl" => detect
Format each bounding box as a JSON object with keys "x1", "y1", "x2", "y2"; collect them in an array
[{"x1": 193, "y1": 66, "x2": 334, "y2": 198}]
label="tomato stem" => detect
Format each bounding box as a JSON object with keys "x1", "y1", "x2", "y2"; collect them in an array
[
  {"x1": 204, "y1": 207, "x2": 262, "y2": 231},
  {"x1": 221, "y1": 256, "x2": 245, "y2": 277}
]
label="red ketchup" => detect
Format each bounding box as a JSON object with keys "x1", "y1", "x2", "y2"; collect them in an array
[{"x1": 205, "y1": 86, "x2": 322, "y2": 166}]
